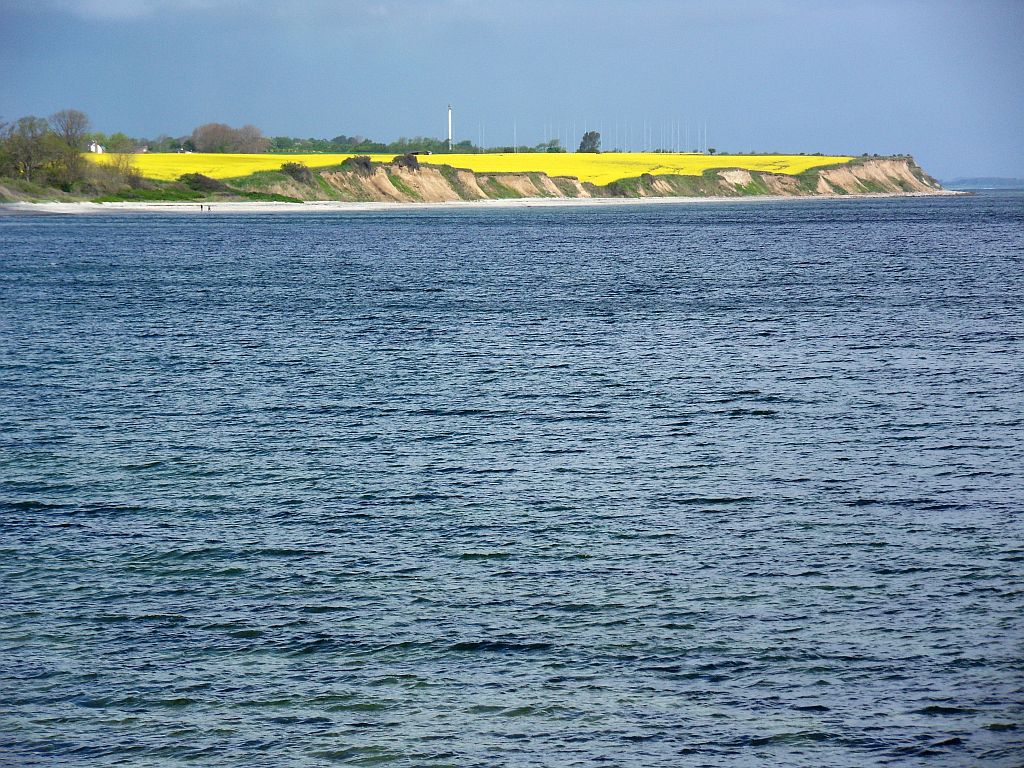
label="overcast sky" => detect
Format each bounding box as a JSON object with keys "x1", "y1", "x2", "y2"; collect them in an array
[{"x1": 1, "y1": 0, "x2": 1021, "y2": 178}]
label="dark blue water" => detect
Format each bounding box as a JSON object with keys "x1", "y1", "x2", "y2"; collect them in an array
[{"x1": 1, "y1": 194, "x2": 1022, "y2": 767}]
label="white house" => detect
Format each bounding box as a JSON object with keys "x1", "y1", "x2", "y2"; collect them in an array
[{"x1": 89, "y1": 141, "x2": 105, "y2": 154}]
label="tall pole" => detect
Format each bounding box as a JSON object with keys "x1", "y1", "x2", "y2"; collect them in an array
[{"x1": 447, "y1": 104, "x2": 452, "y2": 151}]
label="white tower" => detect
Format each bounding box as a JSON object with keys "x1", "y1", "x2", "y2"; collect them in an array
[{"x1": 447, "y1": 104, "x2": 452, "y2": 151}]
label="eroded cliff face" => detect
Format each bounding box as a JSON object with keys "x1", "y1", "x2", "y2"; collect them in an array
[
  {"x1": 603, "y1": 158, "x2": 943, "y2": 198},
  {"x1": 246, "y1": 157, "x2": 944, "y2": 203},
  {"x1": 313, "y1": 163, "x2": 589, "y2": 203},
  {"x1": 732, "y1": 157, "x2": 941, "y2": 196},
  {"x1": 817, "y1": 158, "x2": 941, "y2": 194}
]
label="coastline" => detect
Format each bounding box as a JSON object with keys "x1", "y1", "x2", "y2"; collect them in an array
[{"x1": 1, "y1": 190, "x2": 965, "y2": 216}]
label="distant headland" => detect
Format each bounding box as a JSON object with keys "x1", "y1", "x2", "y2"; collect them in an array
[
  {"x1": 0, "y1": 112, "x2": 948, "y2": 206},
  {"x1": 942, "y1": 177, "x2": 1024, "y2": 190}
]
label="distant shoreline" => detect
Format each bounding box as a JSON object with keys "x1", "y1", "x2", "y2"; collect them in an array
[{"x1": 1, "y1": 191, "x2": 966, "y2": 216}]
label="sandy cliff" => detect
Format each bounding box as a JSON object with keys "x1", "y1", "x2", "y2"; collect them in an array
[
  {"x1": 0, "y1": 156, "x2": 945, "y2": 206},
  {"x1": 602, "y1": 158, "x2": 942, "y2": 198},
  {"x1": 256, "y1": 156, "x2": 943, "y2": 204}
]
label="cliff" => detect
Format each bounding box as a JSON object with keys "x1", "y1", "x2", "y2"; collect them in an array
[
  {"x1": 0, "y1": 155, "x2": 947, "y2": 205},
  {"x1": 233, "y1": 156, "x2": 944, "y2": 204},
  {"x1": 603, "y1": 157, "x2": 942, "y2": 198},
  {"x1": 228, "y1": 157, "x2": 591, "y2": 203}
]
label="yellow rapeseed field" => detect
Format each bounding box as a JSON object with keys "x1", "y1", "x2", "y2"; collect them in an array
[
  {"x1": 88, "y1": 152, "x2": 853, "y2": 186},
  {"x1": 87, "y1": 153, "x2": 357, "y2": 181},
  {"x1": 421, "y1": 153, "x2": 853, "y2": 186}
]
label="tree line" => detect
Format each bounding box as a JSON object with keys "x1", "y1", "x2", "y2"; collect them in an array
[
  {"x1": 89, "y1": 122, "x2": 271, "y2": 154},
  {"x1": 1, "y1": 109, "x2": 96, "y2": 188},
  {"x1": 1, "y1": 108, "x2": 588, "y2": 174},
  {"x1": 1, "y1": 107, "x2": 616, "y2": 194},
  {"x1": 0, "y1": 108, "x2": 152, "y2": 194},
  {"x1": 92, "y1": 123, "x2": 571, "y2": 155}
]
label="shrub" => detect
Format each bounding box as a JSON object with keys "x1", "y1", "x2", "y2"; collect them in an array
[
  {"x1": 179, "y1": 173, "x2": 228, "y2": 192},
  {"x1": 237, "y1": 191, "x2": 303, "y2": 203},
  {"x1": 393, "y1": 153, "x2": 420, "y2": 170},
  {"x1": 340, "y1": 155, "x2": 373, "y2": 174},
  {"x1": 281, "y1": 162, "x2": 315, "y2": 185}
]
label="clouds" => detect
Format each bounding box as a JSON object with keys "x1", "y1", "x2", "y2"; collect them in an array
[
  {"x1": 5, "y1": 0, "x2": 830, "y2": 25},
  {"x1": 7, "y1": 0, "x2": 230, "y2": 21},
  {"x1": 1, "y1": 0, "x2": 1021, "y2": 177},
  {"x1": 8, "y1": 0, "x2": 487, "y2": 23}
]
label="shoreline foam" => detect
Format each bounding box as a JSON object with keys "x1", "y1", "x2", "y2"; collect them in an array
[{"x1": 1, "y1": 190, "x2": 965, "y2": 216}]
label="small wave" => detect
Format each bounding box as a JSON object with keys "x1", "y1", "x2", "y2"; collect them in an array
[
  {"x1": 409, "y1": 407, "x2": 500, "y2": 417},
  {"x1": 391, "y1": 492, "x2": 448, "y2": 503},
  {"x1": 914, "y1": 704, "x2": 976, "y2": 715},
  {"x1": 155, "y1": 697, "x2": 198, "y2": 708},
  {"x1": 229, "y1": 628, "x2": 264, "y2": 639},
  {"x1": 984, "y1": 722, "x2": 1018, "y2": 731},
  {"x1": 671, "y1": 496, "x2": 756, "y2": 506},
  {"x1": 554, "y1": 603, "x2": 613, "y2": 613},
  {"x1": 724, "y1": 407, "x2": 778, "y2": 417},
  {"x1": 121, "y1": 459, "x2": 164, "y2": 470},
  {"x1": 0, "y1": 500, "x2": 68, "y2": 512},
  {"x1": 258, "y1": 547, "x2": 328, "y2": 558},
  {"x1": 95, "y1": 613, "x2": 188, "y2": 625},
  {"x1": 449, "y1": 640, "x2": 554, "y2": 653},
  {"x1": 466, "y1": 704, "x2": 505, "y2": 714},
  {"x1": 300, "y1": 605, "x2": 350, "y2": 614},
  {"x1": 311, "y1": 746, "x2": 401, "y2": 763},
  {"x1": 748, "y1": 731, "x2": 833, "y2": 746}
]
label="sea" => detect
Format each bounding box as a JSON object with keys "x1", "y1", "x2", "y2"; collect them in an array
[{"x1": 1, "y1": 192, "x2": 1022, "y2": 767}]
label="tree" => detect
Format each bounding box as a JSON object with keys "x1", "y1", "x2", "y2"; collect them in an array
[
  {"x1": 578, "y1": 131, "x2": 601, "y2": 153},
  {"x1": 110, "y1": 150, "x2": 142, "y2": 188},
  {"x1": 0, "y1": 119, "x2": 9, "y2": 170},
  {"x1": 49, "y1": 109, "x2": 90, "y2": 150},
  {"x1": 191, "y1": 123, "x2": 235, "y2": 152},
  {"x1": 535, "y1": 138, "x2": 564, "y2": 153},
  {"x1": 148, "y1": 134, "x2": 183, "y2": 153},
  {"x1": 105, "y1": 132, "x2": 136, "y2": 153},
  {"x1": 3, "y1": 116, "x2": 55, "y2": 182},
  {"x1": 191, "y1": 122, "x2": 269, "y2": 153},
  {"x1": 234, "y1": 124, "x2": 270, "y2": 153},
  {"x1": 47, "y1": 140, "x2": 87, "y2": 190}
]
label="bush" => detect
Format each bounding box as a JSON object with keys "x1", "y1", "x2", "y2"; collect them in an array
[
  {"x1": 237, "y1": 191, "x2": 303, "y2": 203},
  {"x1": 393, "y1": 153, "x2": 420, "y2": 170},
  {"x1": 179, "y1": 173, "x2": 228, "y2": 192},
  {"x1": 340, "y1": 155, "x2": 374, "y2": 174},
  {"x1": 280, "y1": 162, "x2": 315, "y2": 185}
]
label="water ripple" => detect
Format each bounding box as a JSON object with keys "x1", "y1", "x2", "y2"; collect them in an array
[{"x1": 1, "y1": 194, "x2": 1022, "y2": 766}]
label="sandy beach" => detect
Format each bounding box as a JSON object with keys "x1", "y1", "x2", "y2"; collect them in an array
[{"x1": 0, "y1": 190, "x2": 964, "y2": 216}]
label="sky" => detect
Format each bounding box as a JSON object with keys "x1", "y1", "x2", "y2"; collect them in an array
[{"x1": 1, "y1": 0, "x2": 1021, "y2": 179}]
